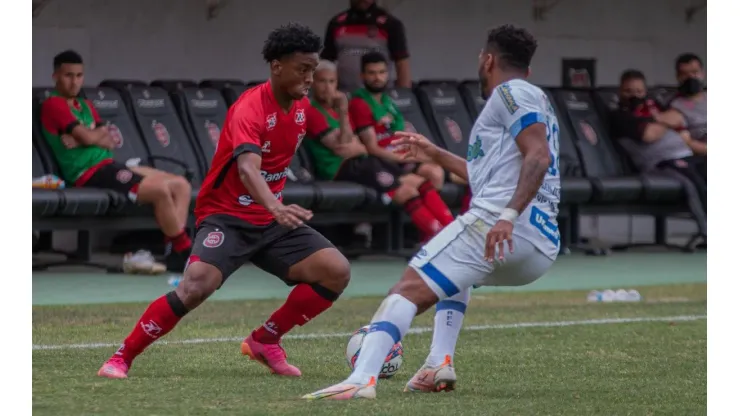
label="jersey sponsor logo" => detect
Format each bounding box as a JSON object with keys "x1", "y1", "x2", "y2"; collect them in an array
[
  {"x1": 529, "y1": 206, "x2": 560, "y2": 246},
  {"x1": 467, "y1": 135, "x2": 485, "y2": 161},
  {"x1": 266, "y1": 113, "x2": 277, "y2": 130},
  {"x1": 205, "y1": 120, "x2": 220, "y2": 146},
  {"x1": 108, "y1": 123, "x2": 124, "y2": 148},
  {"x1": 152, "y1": 121, "x2": 170, "y2": 147},
  {"x1": 497, "y1": 83, "x2": 519, "y2": 115},
  {"x1": 261, "y1": 168, "x2": 289, "y2": 182},
  {"x1": 579, "y1": 120, "x2": 598, "y2": 145},
  {"x1": 295, "y1": 109, "x2": 306, "y2": 125},
  {"x1": 203, "y1": 231, "x2": 225, "y2": 248},
  {"x1": 445, "y1": 117, "x2": 463, "y2": 143},
  {"x1": 262, "y1": 141, "x2": 271, "y2": 153},
  {"x1": 116, "y1": 169, "x2": 133, "y2": 184}
]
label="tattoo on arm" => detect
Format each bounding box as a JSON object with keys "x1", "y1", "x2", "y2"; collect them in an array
[{"x1": 505, "y1": 152, "x2": 549, "y2": 213}]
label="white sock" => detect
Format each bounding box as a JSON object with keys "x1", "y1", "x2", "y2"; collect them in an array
[
  {"x1": 346, "y1": 294, "x2": 418, "y2": 385},
  {"x1": 426, "y1": 287, "x2": 470, "y2": 367}
]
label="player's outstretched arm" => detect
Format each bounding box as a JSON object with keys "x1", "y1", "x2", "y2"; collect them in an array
[
  {"x1": 392, "y1": 132, "x2": 468, "y2": 181},
  {"x1": 236, "y1": 153, "x2": 312, "y2": 228},
  {"x1": 505, "y1": 123, "x2": 551, "y2": 214}
]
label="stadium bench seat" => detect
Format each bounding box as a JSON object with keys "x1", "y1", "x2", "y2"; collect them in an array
[
  {"x1": 198, "y1": 79, "x2": 245, "y2": 89},
  {"x1": 649, "y1": 86, "x2": 678, "y2": 108},
  {"x1": 150, "y1": 79, "x2": 198, "y2": 93},
  {"x1": 552, "y1": 89, "x2": 646, "y2": 203},
  {"x1": 32, "y1": 141, "x2": 60, "y2": 217},
  {"x1": 458, "y1": 80, "x2": 486, "y2": 120},
  {"x1": 415, "y1": 82, "x2": 473, "y2": 158},
  {"x1": 99, "y1": 79, "x2": 147, "y2": 90},
  {"x1": 222, "y1": 85, "x2": 249, "y2": 106},
  {"x1": 297, "y1": 146, "x2": 371, "y2": 212},
  {"x1": 171, "y1": 87, "x2": 228, "y2": 173},
  {"x1": 387, "y1": 86, "x2": 465, "y2": 206},
  {"x1": 122, "y1": 86, "x2": 203, "y2": 185}
]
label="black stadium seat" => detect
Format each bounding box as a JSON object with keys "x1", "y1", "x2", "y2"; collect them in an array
[
  {"x1": 552, "y1": 89, "x2": 644, "y2": 203},
  {"x1": 99, "y1": 79, "x2": 147, "y2": 90},
  {"x1": 458, "y1": 80, "x2": 487, "y2": 120},
  {"x1": 388, "y1": 86, "x2": 465, "y2": 206},
  {"x1": 199, "y1": 79, "x2": 245, "y2": 90},
  {"x1": 123, "y1": 86, "x2": 204, "y2": 185},
  {"x1": 173, "y1": 87, "x2": 229, "y2": 172},
  {"x1": 649, "y1": 86, "x2": 678, "y2": 107},
  {"x1": 150, "y1": 79, "x2": 197, "y2": 93},
  {"x1": 222, "y1": 85, "x2": 249, "y2": 106},
  {"x1": 296, "y1": 146, "x2": 370, "y2": 212},
  {"x1": 542, "y1": 91, "x2": 593, "y2": 205},
  {"x1": 32, "y1": 142, "x2": 60, "y2": 217},
  {"x1": 415, "y1": 82, "x2": 474, "y2": 158}
]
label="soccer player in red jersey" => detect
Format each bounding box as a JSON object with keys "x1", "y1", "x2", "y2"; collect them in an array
[{"x1": 98, "y1": 23, "x2": 351, "y2": 379}]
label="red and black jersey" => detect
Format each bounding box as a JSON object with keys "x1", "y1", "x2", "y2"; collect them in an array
[
  {"x1": 194, "y1": 82, "x2": 328, "y2": 226},
  {"x1": 321, "y1": 3, "x2": 409, "y2": 91}
]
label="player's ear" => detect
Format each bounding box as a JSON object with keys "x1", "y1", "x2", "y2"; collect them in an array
[
  {"x1": 525, "y1": 67, "x2": 532, "y2": 78},
  {"x1": 270, "y1": 60, "x2": 282, "y2": 76},
  {"x1": 484, "y1": 53, "x2": 494, "y2": 74}
]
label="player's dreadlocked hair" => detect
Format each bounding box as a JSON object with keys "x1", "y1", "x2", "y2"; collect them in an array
[
  {"x1": 486, "y1": 24, "x2": 538, "y2": 72},
  {"x1": 262, "y1": 23, "x2": 322, "y2": 63}
]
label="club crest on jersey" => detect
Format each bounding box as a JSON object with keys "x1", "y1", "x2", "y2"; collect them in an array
[
  {"x1": 295, "y1": 109, "x2": 306, "y2": 125},
  {"x1": 266, "y1": 113, "x2": 277, "y2": 130},
  {"x1": 108, "y1": 123, "x2": 124, "y2": 148},
  {"x1": 152, "y1": 121, "x2": 170, "y2": 147},
  {"x1": 203, "y1": 231, "x2": 224, "y2": 248},
  {"x1": 497, "y1": 83, "x2": 519, "y2": 115}
]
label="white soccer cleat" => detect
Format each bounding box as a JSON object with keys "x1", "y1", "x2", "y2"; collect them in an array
[
  {"x1": 404, "y1": 354, "x2": 457, "y2": 393},
  {"x1": 123, "y1": 250, "x2": 166, "y2": 275},
  {"x1": 302, "y1": 377, "x2": 377, "y2": 400}
]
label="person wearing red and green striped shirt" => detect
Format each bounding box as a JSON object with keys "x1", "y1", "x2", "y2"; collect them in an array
[
  {"x1": 39, "y1": 50, "x2": 193, "y2": 272},
  {"x1": 305, "y1": 60, "x2": 448, "y2": 242}
]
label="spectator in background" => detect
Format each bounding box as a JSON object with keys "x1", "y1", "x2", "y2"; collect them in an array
[
  {"x1": 610, "y1": 69, "x2": 706, "y2": 238},
  {"x1": 40, "y1": 50, "x2": 193, "y2": 273},
  {"x1": 322, "y1": 0, "x2": 411, "y2": 91},
  {"x1": 305, "y1": 60, "x2": 448, "y2": 243},
  {"x1": 671, "y1": 53, "x2": 707, "y2": 142}
]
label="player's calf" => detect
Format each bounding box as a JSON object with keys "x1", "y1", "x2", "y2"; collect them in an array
[
  {"x1": 97, "y1": 261, "x2": 221, "y2": 379},
  {"x1": 388, "y1": 184, "x2": 442, "y2": 242}
]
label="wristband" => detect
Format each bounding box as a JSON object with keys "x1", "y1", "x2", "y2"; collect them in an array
[{"x1": 499, "y1": 208, "x2": 519, "y2": 223}]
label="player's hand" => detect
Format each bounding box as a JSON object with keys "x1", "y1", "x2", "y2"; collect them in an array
[
  {"x1": 484, "y1": 220, "x2": 514, "y2": 262},
  {"x1": 270, "y1": 204, "x2": 313, "y2": 229},
  {"x1": 391, "y1": 132, "x2": 440, "y2": 164},
  {"x1": 61, "y1": 134, "x2": 78, "y2": 149},
  {"x1": 332, "y1": 91, "x2": 349, "y2": 113}
]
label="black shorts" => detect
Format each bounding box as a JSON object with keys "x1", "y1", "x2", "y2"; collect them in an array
[
  {"x1": 335, "y1": 155, "x2": 404, "y2": 193},
  {"x1": 191, "y1": 214, "x2": 336, "y2": 285},
  {"x1": 79, "y1": 161, "x2": 143, "y2": 201}
]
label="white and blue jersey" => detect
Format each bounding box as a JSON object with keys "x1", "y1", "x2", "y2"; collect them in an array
[{"x1": 467, "y1": 79, "x2": 561, "y2": 260}]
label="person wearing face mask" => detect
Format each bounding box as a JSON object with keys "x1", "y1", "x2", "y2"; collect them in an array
[
  {"x1": 609, "y1": 69, "x2": 706, "y2": 240},
  {"x1": 670, "y1": 53, "x2": 707, "y2": 143}
]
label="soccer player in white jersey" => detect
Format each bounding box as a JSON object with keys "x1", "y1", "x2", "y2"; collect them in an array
[{"x1": 303, "y1": 24, "x2": 561, "y2": 400}]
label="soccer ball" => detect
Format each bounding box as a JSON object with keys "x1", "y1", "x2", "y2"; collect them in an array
[{"x1": 346, "y1": 325, "x2": 403, "y2": 379}]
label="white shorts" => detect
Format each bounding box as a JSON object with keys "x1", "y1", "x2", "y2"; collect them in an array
[{"x1": 409, "y1": 208, "x2": 554, "y2": 300}]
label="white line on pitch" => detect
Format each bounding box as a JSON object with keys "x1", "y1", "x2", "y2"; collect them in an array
[{"x1": 32, "y1": 314, "x2": 706, "y2": 351}]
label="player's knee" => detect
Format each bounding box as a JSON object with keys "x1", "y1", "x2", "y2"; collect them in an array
[
  {"x1": 399, "y1": 173, "x2": 425, "y2": 189},
  {"x1": 391, "y1": 184, "x2": 419, "y2": 204},
  {"x1": 176, "y1": 262, "x2": 221, "y2": 309},
  {"x1": 321, "y1": 255, "x2": 351, "y2": 293},
  {"x1": 140, "y1": 178, "x2": 171, "y2": 203},
  {"x1": 388, "y1": 268, "x2": 439, "y2": 314}
]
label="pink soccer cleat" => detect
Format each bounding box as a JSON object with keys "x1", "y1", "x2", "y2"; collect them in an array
[
  {"x1": 404, "y1": 354, "x2": 457, "y2": 393},
  {"x1": 241, "y1": 334, "x2": 302, "y2": 377},
  {"x1": 97, "y1": 357, "x2": 129, "y2": 379},
  {"x1": 301, "y1": 377, "x2": 377, "y2": 400}
]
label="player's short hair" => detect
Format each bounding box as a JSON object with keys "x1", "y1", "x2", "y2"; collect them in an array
[
  {"x1": 360, "y1": 52, "x2": 388, "y2": 71},
  {"x1": 675, "y1": 53, "x2": 703, "y2": 72},
  {"x1": 316, "y1": 60, "x2": 337, "y2": 73},
  {"x1": 620, "y1": 69, "x2": 646, "y2": 85},
  {"x1": 261, "y1": 23, "x2": 322, "y2": 63},
  {"x1": 485, "y1": 24, "x2": 537, "y2": 72},
  {"x1": 53, "y1": 50, "x2": 83, "y2": 70}
]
